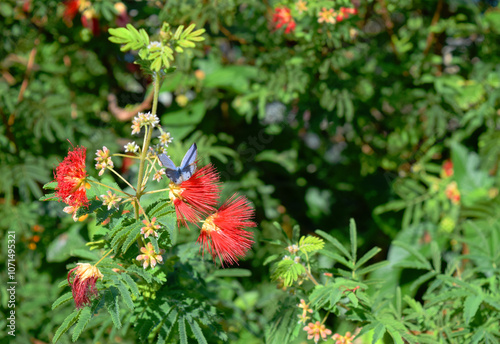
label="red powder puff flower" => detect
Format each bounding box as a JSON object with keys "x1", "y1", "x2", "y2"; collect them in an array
[
  {"x1": 54, "y1": 145, "x2": 90, "y2": 209},
  {"x1": 169, "y1": 164, "x2": 220, "y2": 227},
  {"x1": 272, "y1": 7, "x2": 296, "y2": 34},
  {"x1": 67, "y1": 263, "x2": 103, "y2": 308},
  {"x1": 442, "y1": 159, "x2": 454, "y2": 177},
  {"x1": 197, "y1": 194, "x2": 256, "y2": 266},
  {"x1": 337, "y1": 7, "x2": 358, "y2": 22}
]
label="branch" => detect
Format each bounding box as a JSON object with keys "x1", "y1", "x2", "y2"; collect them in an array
[
  {"x1": 107, "y1": 90, "x2": 154, "y2": 121},
  {"x1": 423, "y1": 0, "x2": 444, "y2": 56}
]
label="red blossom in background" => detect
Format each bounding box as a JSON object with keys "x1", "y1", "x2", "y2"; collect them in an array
[
  {"x1": 197, "y1": 194, "x2": 256, "y2": 266},
  {"x1": 337, "y1": 7, "x2": 358, "y2": 22},
  {"x1": 272, "y1": 7, "x2": 296, "y2": 34},
  {"x1": 169, "y1": 164, "x2": 220, "y2": 227},
  {"x1": 445, "y1": 181, "x2": 460, "y2": 204},
  {"x1": 442, "y1": 159, "x2": 454, "y2": 177},
  {"x1": 67, "y1": 263, "x2": 103, "y2": 308},
  {"x1": 54, "y1": 145, "x2": 90, "y2": 209}
]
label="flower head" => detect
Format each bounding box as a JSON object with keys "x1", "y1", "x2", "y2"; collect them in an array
[
  {"x1": 141, "y1": 217, "x2": 161, "y2": 239},
  {"x1": 287, "y1": 244, "x2": 299, "y2": 254},
  {"x1": 54, "y1": 145, "x2": 90, "y2": 209},
  {"x1": 153, "y1": 169, "x2": 166, "y2": 182},
  {"x1": 63, "y1": 205, "x2": 88, "y2": 222},
  {"x1": 67, "y1": 263, "x2": 103, "y2": 308},
  {"x1": 158, "y1": 131, "x2": 173, "y2": 146},
  {"x1": 442, "y1": 159, "x2": 454, "y2": 178},
  {"x1": 298, "y1": 299, "x2": 313, "y2": 315},
  {"x1": 148, "y1": 41, "x2": 162, "y2": 50},
  {"x1": 197, "y1": 194, "x2": 256, "y2": 266},
  {"x1": 336, "y1": 7, "x2": 358, "y2": 22},
  {"x1": 169, "y1": 164, "x2": 221, "y2": 227},
  {"x1": 303, "y1": 321, "x2": 332, "y2": 343},
  {"x1": 318, "y1": 8, "x2": 336, "y2": 24},
  {"x1": 101, "y1": 190, "x2": 122, "y2": 210},
  {"x1": 131, "y1": 118, "x2": 141, "y2": 135},
  {"x1": 272, "y1": 7, "x2": 296, "y2": 34},
  {"x1": 445, "y1": 181, "x2": 460, "y2": 204},
  {"x1": 136, "y1": 242, "x2": 165, "y2": 269},
  {"x1": 298, "y1": 312, "x2": 311, "y2": 325},
  {"x1": 124, "y1": 141, "x2": 139, "y2": 153},
  {"x1": 295, "y1": 0, "x2": 308, "y2": 14},
  {"x1": 332, "y1": 332, "x2": 355, "y2": 344},
  {"x1": 95, "y1": 146, "x2": 113, "y2": 176}
]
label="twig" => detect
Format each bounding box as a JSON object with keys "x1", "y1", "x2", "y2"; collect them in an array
[
  {"x1": 423, "y1": 0, "x2": 444, "y2": 56},
  {"x1": 377, "y1": 0, "x2": 399, "y2": 60},
  {"x1": 107, "y1": 90, "x2": 154, "y2": 122},
  {"x1": 219, "y1": 24, "x2": 247, "y2": 44}
]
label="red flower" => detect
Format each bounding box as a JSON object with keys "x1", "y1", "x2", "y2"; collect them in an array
[
  {"x1": 442, "y1": 159, "x2": 454, "y2": 177},
  {"x1": 337, "y1": 7, "x2": 358, "y2": 22},
  {"x1": 54, "y1": 145, "x2": 90, "y2": 209},
  {"x1": 197, "y1": 194, "x2": 256, "y2": 266},
  {"x1": 63, "y1": 0, "x2": 80, "y2": 25},
  {"x1": 445, "y1": 181, "x2": 460, "y2": 204},
  {"x1": 67, "y1": 263, "x2": 103, "y2": 308},
  {"x1": 169, "y1": 164, "x2": 220, "y2": 227},
  {"x1": 272, "y1": 7, "x2": 296, "y2": 34}
]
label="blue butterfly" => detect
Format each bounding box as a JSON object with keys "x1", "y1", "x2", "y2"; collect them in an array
[{"x1": 158, "y1": 143, "x2": 197, "y2": 184}]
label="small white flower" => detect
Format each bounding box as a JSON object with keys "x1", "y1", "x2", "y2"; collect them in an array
[
  {"x1": 148, "y1": 41, "x2": 162, "y2": 50},
  {"x1": 159, "y1": 131, "x2": 173, "y2": 146},
  {"x1": 124, "y1": 142, "x2": 139, "y2": 153},
  {"x1": 153, "y1": 169, "x2": 166, "y2": 182}
]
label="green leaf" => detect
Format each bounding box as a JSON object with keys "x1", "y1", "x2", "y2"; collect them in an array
[
  {"x1": 187, "y1": 318, "x2": 208, "y2": 344},
  {"x1": 431, "y1": 241, "x2": 441, "y2": 272},
  {"x1": 52, "y1": 309, "x2": 81, "y2": 344},
  {"x1": 355, "y1": 247, "x2": 381, "y2": 269},
  {"x1": 298, "y1": 236, "x2": 325, "y2": 253},
  {"x1": 105, "y1": 287, "x2": 121, "y2": 329},
  {"x1": 179, "y1": 316, "x2": 188, "y2": 344},
  {"x1": 372, "y1": 322, "x2": 386, "y2": 343},
  {"x1": 72, "y1": 307, "x2": 92, "y2": 342},
  {"x1": 315, "y1": 229, "x2": 351, "y2": 259},
  {"x1": 464, "y1": 294, "x2": 483, "y2": 325},
  {"x1": 392, "y1": 241, "x2": 432, "y2": 270},
  {"x1": 52, "y1": 292, "x2": 74, "y2": 310}
]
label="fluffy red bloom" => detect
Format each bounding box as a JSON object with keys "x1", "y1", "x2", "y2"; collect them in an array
[
  {"x1": 272, "y1": 7, "x2": 296, "y2": 34},
  {"x1": 442, "y1": 159, "x2": 454, "y2": 177},
  {"x1": 54, "y1": 146, "x2": 90, "y2": 209},
  {"x1": 63, "y1": 0, "x2": 80, "y2": 24},
  {"x1": 337, "y1": 7, "x2": 358, "y2": 22},
  {"x1": 67, "y1": 263, "x2": 103, "y2": 308},
  {"x1": 169, "y1": 164, "x2": 220, "y2": 227},
  {"x1": 197, "y1": 194, "x2": 256, "y2": 266}
]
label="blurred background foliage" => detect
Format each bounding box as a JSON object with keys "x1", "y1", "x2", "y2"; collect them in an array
[{"x1": 1, "y1": 0, "x2": 500, "y2": 343}]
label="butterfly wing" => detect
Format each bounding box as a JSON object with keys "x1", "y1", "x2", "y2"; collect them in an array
[
  {"x1": 178, "y1": 143, "x2": 197, "y2": 183},
  {"x1": 158, "y1": 153, "x2": 182, "y2": 184}
]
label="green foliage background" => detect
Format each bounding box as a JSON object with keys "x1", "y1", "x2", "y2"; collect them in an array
[{"x1": 1, "y1": 0, "x2": 500, "y2": 343}]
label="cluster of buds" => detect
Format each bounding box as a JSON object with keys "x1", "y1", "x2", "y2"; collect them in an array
[
  {"x1": 297, "y1": 297, "x2": 356, "y2": 343},
  {"x1": 297, "y1": 299, "x2": 313, "y2": 324},
  {"x1": 131, "y1": 111, "x2": 160, "y2": 135},
  {"x1": 95, "y1": 146, "x2": 113, "y2": 176}
]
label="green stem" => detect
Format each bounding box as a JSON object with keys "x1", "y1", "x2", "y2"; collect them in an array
[
  {"x1": 134, "y1": 73, "x2": 160, "y2": 218},
  {"x1": 112, "y1": 153, "x2": 141, "y2": 159},
  {"x1": 94, "y1": 248, "x2": 114, "y2": 267},
  {"x1": 108, "y1": 167, "x2": 136, "y2": 191},
  {"x1": 88, "y1": 179, "x2": 132, "y2": 197},
  {"x1": 142, "y1": 188, "x2": 170, "y2": 195}
]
